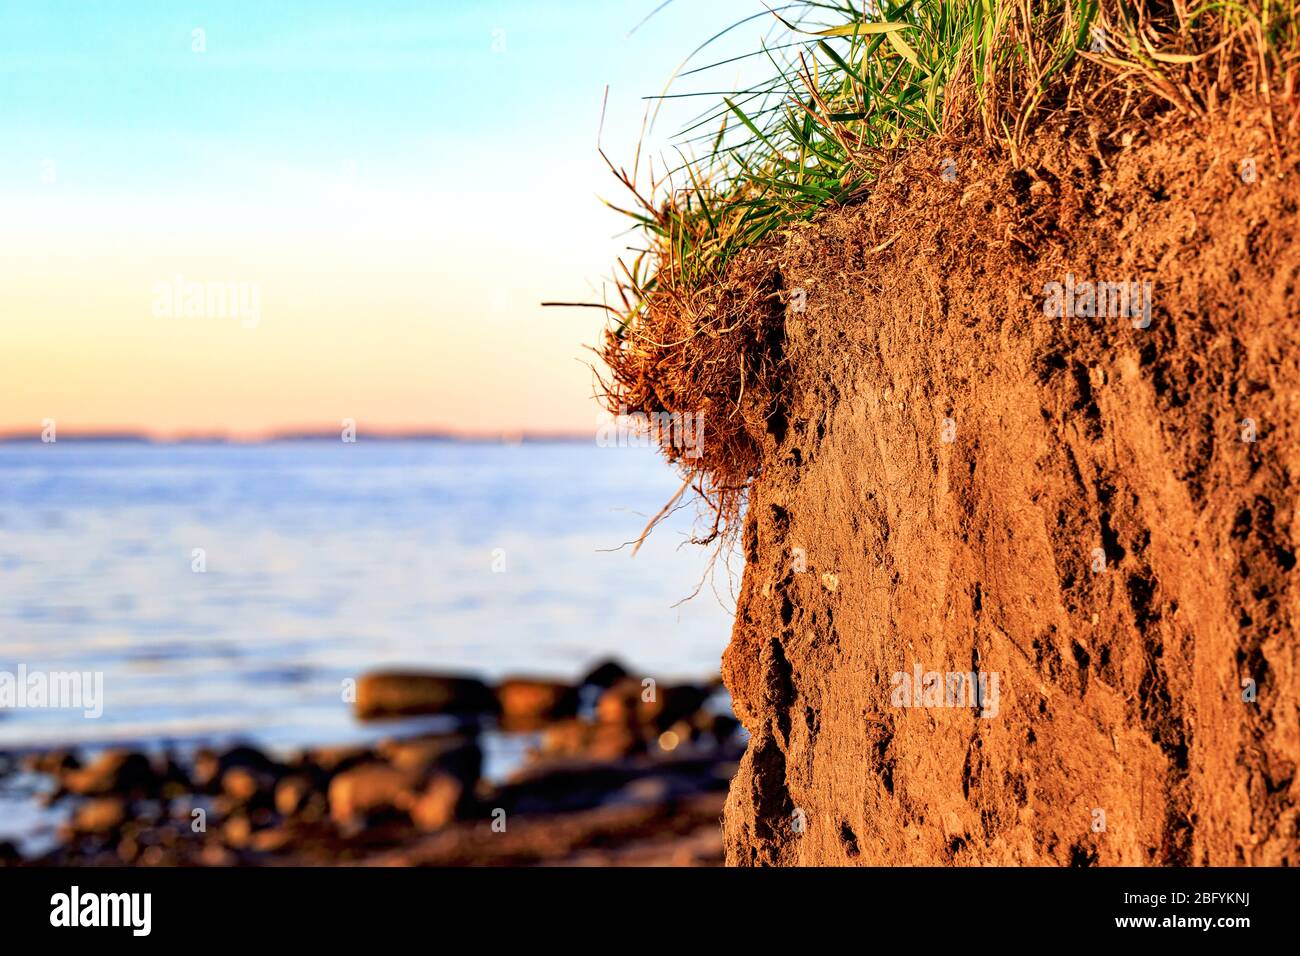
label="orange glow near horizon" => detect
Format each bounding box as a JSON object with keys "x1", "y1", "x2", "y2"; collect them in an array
[{"x1": 1, "y1": 190, "x2": 614, "y2": 440}]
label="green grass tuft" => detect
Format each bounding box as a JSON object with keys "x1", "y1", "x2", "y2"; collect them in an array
[{"x1": 601, "y1": 0, "x2": 1299, "y2": 331}]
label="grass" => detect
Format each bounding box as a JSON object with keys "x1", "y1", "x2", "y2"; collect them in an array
[
  {"x1": 588, "y1": 0, "x2": 1299, "y2": 549},
  {"x1": 601, "y1": 0, "x2": 1300, "y2": 330}
]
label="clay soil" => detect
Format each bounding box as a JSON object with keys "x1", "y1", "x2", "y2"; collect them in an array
[{"x1": 704, "y1": 105, "x2": 1300, "y2": 865}]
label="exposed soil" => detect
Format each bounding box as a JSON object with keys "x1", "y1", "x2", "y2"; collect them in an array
[{"x1": 707, "y1": 105, "x2": 1300, "y2": 865}]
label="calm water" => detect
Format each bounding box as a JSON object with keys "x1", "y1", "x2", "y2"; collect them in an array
[{"x1": 0, "y1": 440, "x2": 737, "y2": 754}]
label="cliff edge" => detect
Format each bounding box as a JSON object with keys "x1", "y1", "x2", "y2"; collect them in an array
[{"x1": 716, "y1": 109, "x2": 1300, "y2": 865}]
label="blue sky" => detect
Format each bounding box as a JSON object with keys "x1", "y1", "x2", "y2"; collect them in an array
[{"x1": 0, "y1": 0, "x2": 777, "y2": 435}]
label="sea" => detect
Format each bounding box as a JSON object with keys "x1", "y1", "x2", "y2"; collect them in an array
[{"x1": 0, "y1": 439, "x2": 738, "y2": 850}]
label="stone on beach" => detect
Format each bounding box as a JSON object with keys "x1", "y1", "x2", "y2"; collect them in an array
[
  {"x1": 221, "y1": 767, "x2": 276, "y2": 808},
  {"x1": 579, "y1": 659, "x2": 629, "y2": 690},
  {"x1": 10, "y1": 660, "x2": 737, "y2": 867},
  {"x1": 22, "y1": 749, "x2": 79, "y2": 776},
  {"x1": 62, "y1": 750, "x2": 157, "y2": 796},
  {"x1": 496, "y1": 678, "x2": 579, "y2": 724},
  {"x1": 540, "y1": 719, "x2": 643, "y2": 761},
  {"x1": 596, "y1": 678, "x2": 709, "y2": 731},
  {"x1": 377, "y1": 734, "x2": 481, "y2": 786},
  {"x1": 274, "y1": 775, "x2": 316, "y2": 817},
  {"x1": 301, "y1": 744, "x2": 371, "y2": 775},
  {"x1": 410, "y1": 773, "x2": 466, "y2": 831},
  {"x1": 354, "y1": 671, "x2": 498, "y2": 719},
  {"x1": 69, "y1": 796, "x2": 129, "y2": 835},
  {"x1": 328, "y1": 764, "x2": 421, "y2": 825},
  {"x1": 193, "y1": 744, "x2": 281, "y2": 791}
]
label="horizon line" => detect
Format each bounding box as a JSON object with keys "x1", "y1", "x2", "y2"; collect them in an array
[{"x1": 0, "y1": 425, "x2": 594, "y2": 445}]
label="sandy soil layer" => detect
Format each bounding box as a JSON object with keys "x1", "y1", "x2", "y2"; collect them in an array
[{"x1": 717, "y1": 107, "x2": 1299, "y2": 865}]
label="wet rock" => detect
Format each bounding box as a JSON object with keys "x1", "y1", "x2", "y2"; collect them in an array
[
  {"x1": 301, "y1": 745, "x2": 372, "y2": 776},
  {"x1": 250, "y1": 826, "x2": 295, "y2": 853},
  {"x1": 152, "y1": 753, "x2": 192, "y2": 795},
  {"x1": 496, "y1": 678, "x2": 579, "y2": 725},
  {"x1": 70, "y1": 796, "x2": 129, "y2": 835},
  {"x1": 598, "y1": 679, "x2": 710, "y2": 731},
  {"x1": 355, "y1": 671, "x2": 498, "y2": 719},
  {"x1": 22, "y1": 749, "x2": 80, "y2": 776},
  {"x1": 580, "y1": 659, "x2": 629, "y2": 689},
  {"x1": 648, "y1": 685, "x2": 711, "y2": 731},
  {"x1": 274, "y1": 775, "x2": 315, "y2": 817},
  {"x1": 222, "y1": 814, "x2": 253, "y2": 848},
  {"x1": 410, "y1": 773, "x2": 466, "y2": 831},
  {"x1": 378, "y1": 735, "x2": 481, "y2": 786},
  {"x1": 539, "y1": 719, "x2": 643, "y2": 761},
  {"x1": 116, "y1": 835, "x2": 141, "y2": 864},
  {"x1": 137, "y1": 842, "x2": 169, "y2": 868},
  {"x1": 221, "y1": 767, "x2": 275, "y2": 808},
  {"x1": 193, "y1": 744, "x2": 280, "y2": 791},
  {"x1": 595, "y1": 677, "x2": 649, "y2": 725},
  {"x1": 62, "y1": 750, "x2": 156, "y2": 796},
  {"x1": 328, "y1": 764, "x2": 420, "y2": 825},
  {"x1": 199, "y1": 843, "x2": 237, "y2": 867}
]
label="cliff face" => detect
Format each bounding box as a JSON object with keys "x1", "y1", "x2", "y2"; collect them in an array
[{"x1": 720, "y1": 109, "x2": 1300, "y2": 865}]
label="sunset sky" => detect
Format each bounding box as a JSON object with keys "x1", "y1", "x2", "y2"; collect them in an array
[{"x1": 0, "y1": 0, "x2": 762, "y2": 437}]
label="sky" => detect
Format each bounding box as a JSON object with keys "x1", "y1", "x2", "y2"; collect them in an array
[{"x1": 0, "y1": 0, "x2": 769, "y2": 438}]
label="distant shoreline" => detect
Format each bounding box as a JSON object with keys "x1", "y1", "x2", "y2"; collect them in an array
[{"x1": 0, "y1": 430, "x2": 592, "y2": 446}]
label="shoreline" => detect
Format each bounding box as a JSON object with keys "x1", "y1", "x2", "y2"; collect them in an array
[{"x1": 0, "y1": 660, "x2": 743, "y2": 867}]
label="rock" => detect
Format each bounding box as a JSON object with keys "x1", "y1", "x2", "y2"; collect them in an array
[
  {"x1": 354, "y1": 671, "x2": 498, "y2": 720},
  {"x1": 222, "y1": 814, "x2": 253, "y2": 848},
  {"x1": 152, "y1": 753, "x2": 192, "y2": 796},
  {"x1": 62, "y1": 750, "x2": 156, "y2": 796},
  {"x1": 70, "y1": 796, "x2": 129, "y2": 835},
  {"x1": 496, "y1": 678, "x2": 579, "y2": 724},
  {"x1": 199, "y1": 843, "x2": 237, "y2": 866},
  {"x1": 138, "y1": 845, "x2": 167, "y2": 866},
  {"x1": 274, "y1": 775, "x2": 315, "y2": 817},
  {"x1": 580, "y1": 659, "x2": 629, "y2": 689},
  {"x1": 116, "y1": 836, "x2": 140, "y2": 864},
  {"x1": 650, "y1": 685, "x2": 711, "y2": 731},
  {"x1": 595, "y1": 677, "x2": 646, "y2": 725},
  {"x1": 193, "y1": 744, "x2": 280, "y2": 791},
  {"x1": 23, "y1": 749, "x2": 79, "y2": 776},
  {"x1": 378, "y1": 735, "x2": 481, "y2": 786},
  {"x1": 539, "y1": 719, "x2": 643, "y2": 761},
  {"x1": 250, "y1": 827, "x2": 295, "y2": 853},
  {"x1": 328, "y1": 764, "x2": 421, "y2": 825},
  {"x1": 221, "y1": 767, "x2": 275, "y2": 807},
  {"x1": 410, "y1": 773, "x2": 466, "y2": 831},
  {"x1": 598, "y1": 680, "x2": 710, "y2": 731},
  {"x1": 301, "y1": 745, "x2": 372, "y2": 775}
]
